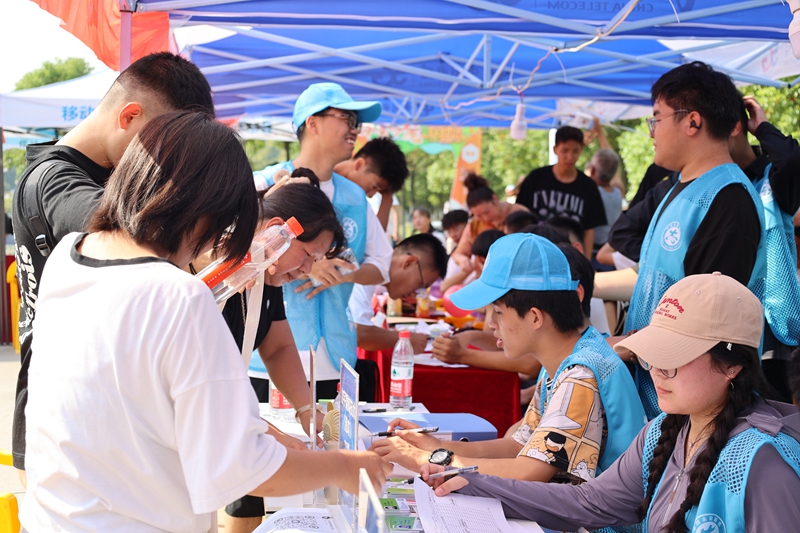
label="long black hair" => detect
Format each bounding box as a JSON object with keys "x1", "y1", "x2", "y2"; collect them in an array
[
  {"x1": 259, "y1": 167, "x2": 346, "y2": 258},
  {"x1": 636, "y1": 342, "x2": 772, "y2": 532}
]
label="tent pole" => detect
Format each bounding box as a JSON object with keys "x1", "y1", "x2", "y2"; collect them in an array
[{"x1": 119, "y1": 0, "x2": 137, "y2": 71}]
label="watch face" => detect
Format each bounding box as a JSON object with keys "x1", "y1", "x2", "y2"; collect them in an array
[{"x1": 430, "y1": 450, "x2": 448, "y2": 463}]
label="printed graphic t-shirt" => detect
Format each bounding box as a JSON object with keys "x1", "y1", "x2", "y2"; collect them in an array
[
  {"x1": 512, "y1": 364, "x2": 606, "y2": 483},
  {"x1": 516, "y1": 166, "x2": 607, "y2": 230}
]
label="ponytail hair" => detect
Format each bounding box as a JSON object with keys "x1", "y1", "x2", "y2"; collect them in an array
[
  {"x1": 637, "y1": 342, "x2": 769, "y2": 532},
  {"x1": 463, "y1": 173, "x2": 496, "y2": 208},
  {"x1": 259, "y1": 167, "x2": 346, "y2": 258}
]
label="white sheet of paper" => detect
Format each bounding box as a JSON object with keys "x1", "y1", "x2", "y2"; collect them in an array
[
  {"x1": 413, "y1": 477, "x2": 515, "y2": 533},
  {"x1": 413, "y1": 354, "x2": 468, "y2": 368},
  {"x1": 254, "y1": 507, "x2": 338, "y2": 532}
]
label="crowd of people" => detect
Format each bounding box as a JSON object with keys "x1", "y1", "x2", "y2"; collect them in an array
[{"x1": 8, "y1": 51, "x2": 800, "y2": 533}]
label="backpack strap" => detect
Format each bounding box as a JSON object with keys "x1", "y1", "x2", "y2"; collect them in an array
[{"x1": 18, "y1": 160, "x2": 60, "y2": 257}]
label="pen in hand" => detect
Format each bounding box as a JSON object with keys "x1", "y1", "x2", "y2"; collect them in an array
[
  {"x1": 405, "y1": 465, "x2": 479, "y2": 483},
  {"x1": 373, "y1": 426, "x2": 439, "y2": 438}
]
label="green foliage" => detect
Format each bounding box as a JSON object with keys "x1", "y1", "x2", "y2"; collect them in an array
[
  {"x1": 744, "y1": 81, "x2": 800, "y2": 140},
  {"x1": 616, "y1": 120, "x2": 654, "y2": 202},
  {"x1": 242, "y1": 140, "x2": 300, "y2": 171},
  {"x1": 3, "y1": 148, "x2": 26, "y2": 212},
  {"x1": 15, "y1": 58, "x2": 94, "y2": 91},
  {"x1": 480, "y1": 128, "x2": 549, "y2": 197}
]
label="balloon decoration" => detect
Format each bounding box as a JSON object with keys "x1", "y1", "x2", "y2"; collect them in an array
[{"x1": 443, "y1": 285, "x2": 471, "y2": 317}]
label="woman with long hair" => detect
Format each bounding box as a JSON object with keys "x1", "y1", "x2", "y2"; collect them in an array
[
  {"x1": 21, "y1": 111, "x2": 390, "y2": 533},
  {"x1": 423, "y1": 273, "x2": 800, "y2": 533},
  {"x1": 412, "y1": 206, "x2": 446, "y2": 245},
  {"x1": 451, "y1": 173, "x2": 529, "y2": 273}
]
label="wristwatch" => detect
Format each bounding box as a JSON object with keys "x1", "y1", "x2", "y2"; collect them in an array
[{"x1": 428, "y1": 448, "x2": 454, "y2": 466}]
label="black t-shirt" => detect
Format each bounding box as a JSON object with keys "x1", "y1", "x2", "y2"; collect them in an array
[
  {"x1": 515, "y1": 166, "x2": 607, "y2": 230},
  {"x1": 221, "y1": 284, "x2": 287, "y2": 352},
  {"x1": 628, "y1": 163, "x2": 673, "y2": 209},
  {"x1": 12, "y1": 142, "x2": 110, "y2": 468}
]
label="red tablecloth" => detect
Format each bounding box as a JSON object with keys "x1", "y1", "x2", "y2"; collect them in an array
[{"x1": 358, "y1": 348, "x2": 520, "y2": 436}]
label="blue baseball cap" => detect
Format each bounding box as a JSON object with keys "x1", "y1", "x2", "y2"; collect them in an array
[
  {"x1": 292, "y1": 83, "x2": 382, "y2": 132},
  {"x1": 450, "y1": 234, "x2": 579, "y2": 311}
]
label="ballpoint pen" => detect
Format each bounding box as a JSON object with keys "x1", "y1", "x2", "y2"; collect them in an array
[
  {"x1": 372, "y1": 426, "x2": 439, "y2": 437},
  {"x1": 404, "y1": 465, "x2": 479, "y2": 483}
]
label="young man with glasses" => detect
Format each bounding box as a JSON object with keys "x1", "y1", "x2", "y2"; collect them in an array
[
  {"x1": 349, "y1": 233, "x2": 448, "y2": 354},
  {"x1": 624, "y1": 61, "x2": 767, "y2": 420},
  {"x1": 252, "y1": 82, "x2": 393, "y2": 391}
]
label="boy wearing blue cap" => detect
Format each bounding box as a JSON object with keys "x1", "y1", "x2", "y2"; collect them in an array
[
  {"x1": 372, "y1": 234, "x2": 645, "y2": 486},
  {"x1": 253, "y1": 83, "x2": 393, "y2": 388}
]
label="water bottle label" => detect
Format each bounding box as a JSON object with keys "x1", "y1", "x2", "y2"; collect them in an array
[
  {"x1": 390, "y1": 378, "x2": 413, "y2": 397},
  {"x1": 270, "y1": 388, "x2": 292, "y2": 409}
]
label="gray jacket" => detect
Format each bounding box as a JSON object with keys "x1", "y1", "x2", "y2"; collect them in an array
[{"x1": 459, "y1": 400, "x2": 800, "y2": 532}]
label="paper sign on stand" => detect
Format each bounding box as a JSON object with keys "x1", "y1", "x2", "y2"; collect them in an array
[
  {"x1": 338, "y1": 359, "x2": 360, "y2": 531},
  {"x1": 357, "y1": 468, "x2": 387, "y2": 533}
]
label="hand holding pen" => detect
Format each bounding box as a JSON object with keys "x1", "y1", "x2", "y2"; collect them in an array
[
  {"x1": 373, "y1": 426, "x2": 439, "y2": 438},
  {"x1": 404, "y1": 465, "x2": 478, "y2": 483}
]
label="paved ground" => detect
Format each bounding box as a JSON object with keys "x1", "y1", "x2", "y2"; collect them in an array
[{"x1": 0, "y1": 344, "x2": 24, "y2": 500}]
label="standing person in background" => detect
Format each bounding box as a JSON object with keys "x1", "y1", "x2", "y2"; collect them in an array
[
  {"x1": 11, "y1": 52, "x2": 214, "y2": 480},
  {"x1": 515, "y1": 125, "x2": 607, "y2": 258},
  {"x1": 625, "y1": 62, "x2": 767, "y2": 420},
  {"x1": 335, "y1": 137, "x2": 409, "y2": 232},
  {"x1": 451, "y1": 173, "x2": 529, "y2": 274},
  {"x1": 441, "y1": 209, "x2": 469, "y2": 254},
  {"x1": 253, "y1": 82, "x2": 393, "y2": 397},
  {"x1": 412, "y1": 207, "x2": 446, "y2": 245},
  {"x1": 586, "y1": 148, "x2": 622, "y2": 266}
]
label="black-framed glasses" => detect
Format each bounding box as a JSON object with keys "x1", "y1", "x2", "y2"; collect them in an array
[
  {"x1": 646, "y1": 109, "x2": 691, "y2": 136},
  {"x1": 408, "y1": 253, "x2": 426, "y2": 289},
  {"x1": 637, "y1": 356, "x2": 678, "y2": 379},
  {"x1": 319, "y1": 112, "x2": 361, "y2": 132}
]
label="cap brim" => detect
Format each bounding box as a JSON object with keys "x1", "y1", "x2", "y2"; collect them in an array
[
  {"x1": 614, "y1": 325, "x2": 719, "y2": 370},
  {"x1": 450, "y1": 279, "x2": 510, "y2": 311},
  {"x1": 336, "y1": 101, "x2": 382, "y2": 124}
]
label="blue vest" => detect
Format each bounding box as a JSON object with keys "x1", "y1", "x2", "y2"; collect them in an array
[
  {"x1": 538, "y1": 327, "x2": 647, "y2": 475},
  {"x1": 625, "y1": 165, "x2": 767, "y2": 420},
  {"x1": 755, "y1": 169, "x2": 800, "y2": 347},
  {"x1": 258, "y1": 162, "x2": 368, "y2": 370},
  {"x1": 641, "y1": 409, "x2": 800, "y2": 533}
]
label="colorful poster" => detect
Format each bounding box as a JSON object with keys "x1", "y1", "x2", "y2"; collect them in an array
[{"x1": 338, "y1": 360, "x2": 360, "y2": 530}]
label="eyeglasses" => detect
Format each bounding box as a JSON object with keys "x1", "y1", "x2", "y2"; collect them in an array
[
  {"x1": 646, "y1": 109, "x2": 691, "y2": 136},
  {"x1": 637, "y1": 356, "x2": 678, "y2": 379},
  {"x1": 408, "y1": 253, "x2": 426, "y2": 289},
  {"x1": 319, "y1": 112, "x2": 361, "y2": 132}
]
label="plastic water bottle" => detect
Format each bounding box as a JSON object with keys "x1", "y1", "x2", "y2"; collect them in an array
[
  {"x1": 389, "y1": 331, "x2": 415, "y2": 408},
  {"x1": 196, "y1": 217, "x2": 304, "y2": 304},
  {"x1": 269, "y1": 381, "x2": 295, "y2": 422}
]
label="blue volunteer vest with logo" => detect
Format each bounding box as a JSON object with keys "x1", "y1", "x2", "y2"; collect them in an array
[
  {"x1": 538, "y1": 327, "x2": 647, "y2": 476},
  {"x1": 641, "y1": 411, "x2": 800, "y2": 533},
  {"x1": 754, "y1": 168, "x2": 800, "y2": 347},
  {"x1": 625, "y1": 164, "x2": 767, "y2": 420},
  {"x1": 259, "y1": 162, "x2": 368, "y2": 370}
]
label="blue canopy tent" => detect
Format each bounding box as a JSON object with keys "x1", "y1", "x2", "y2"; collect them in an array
[{"x1": 122, "y1": 0, "x2": 800, "y2": 126}]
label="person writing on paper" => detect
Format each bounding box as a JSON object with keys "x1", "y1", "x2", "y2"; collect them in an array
[
  {"x1": 214, "y1": 171, "x2": 347, "y2": 533},
  {"x1": 371, "y1": 234, "x2": 645, "y2": 485},
  {"x1": 21, "y1": 112, "x2": 391, "y2": 533},
  {"x1": 349, "y1": 233, "x2": 448, "y2": 354},
  {"x1": 425, "y1": 273, "x2": 800, "y2": 533}
]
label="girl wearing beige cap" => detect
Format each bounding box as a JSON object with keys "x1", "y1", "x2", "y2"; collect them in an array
[{"x1": 422, "y1": 273, "x2": 800, "y2": 533}]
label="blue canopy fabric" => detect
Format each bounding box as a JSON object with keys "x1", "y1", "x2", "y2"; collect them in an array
[{"x1": 133, "y1": 0, "x2": 797, "y2": 126}]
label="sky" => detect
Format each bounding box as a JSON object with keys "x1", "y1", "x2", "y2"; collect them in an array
[{"x1": 0, "y1": 0, "x2": 108, "y2": 94}]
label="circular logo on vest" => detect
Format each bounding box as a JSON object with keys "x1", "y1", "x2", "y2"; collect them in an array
[
  {"x1": 661, "y1": 221, "x2": 681, "y2": 252},
  {"x1": 692, "y1": 513, "x2": 726, "y2": 533},
  {"x1": 342, "y1": 217, "x2": 358, "y2": 241},
  {"x1": 760, "y1": 179, "x2": 774, "y2": 203}
]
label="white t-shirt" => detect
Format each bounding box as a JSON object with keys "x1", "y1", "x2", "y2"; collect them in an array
[
  {"x1": 349, "y1": 283, "x2": 378, "y2": 327},
  {"x1": 22, "y1": 233, "x2": 287, "y2": 533}
]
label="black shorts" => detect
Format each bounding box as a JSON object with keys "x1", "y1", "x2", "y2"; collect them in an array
[{"x1": 225, "y1": 494, "x2": 265, "y2": 518}]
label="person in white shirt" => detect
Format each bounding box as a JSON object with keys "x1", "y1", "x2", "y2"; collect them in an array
[
  {"x1": 21, "y1": 111, "x2": 391, "y2": 533},
  {"x1": 349, "y1": 233, "x2": 448, "y2": 354}
]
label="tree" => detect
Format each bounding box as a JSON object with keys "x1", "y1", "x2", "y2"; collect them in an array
[
  {"x1": 15, "y1": 58, "x2": 94, "y2": 91},
  {"x1": 3, "y1": 148, "x2": 27, "y2": 212}
]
